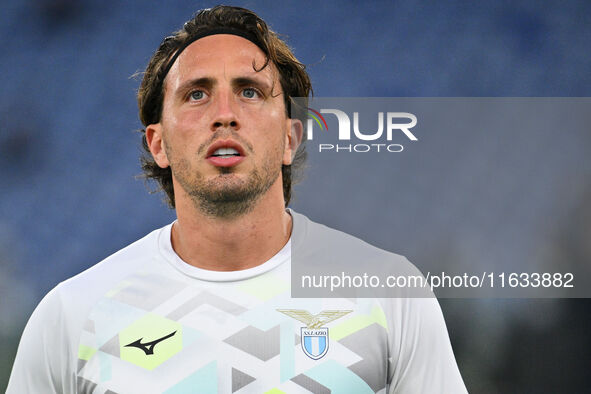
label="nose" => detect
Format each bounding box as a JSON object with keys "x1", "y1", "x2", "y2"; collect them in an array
[{"x1": 210, "y1": 89, "x2": 240, "y2": 131}]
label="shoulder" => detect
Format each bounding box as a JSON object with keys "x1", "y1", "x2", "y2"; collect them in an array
[
  {"x1": 37, "y1": 223, "x2": 170, "y2": 344},
  {"x1": 58, "y1": 224, "x2": 168, "y2": 299},
  {"x1": 291, "y1": 210, "x2": 410, "y2": 261},
  {"x1": 290, "y1": 211, "x2": 426, "y2": 298},
  {"x1": 7, "y1": 224, "x2": 171, "y2": 393}
]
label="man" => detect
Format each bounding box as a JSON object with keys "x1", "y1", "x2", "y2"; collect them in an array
[{"x1": 8, "y1": 6, "x2": 467, "y2": 393}]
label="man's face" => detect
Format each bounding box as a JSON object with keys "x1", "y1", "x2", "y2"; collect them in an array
[{"x1": 147, "y1": 34, "x2": 298, "y2": 218}]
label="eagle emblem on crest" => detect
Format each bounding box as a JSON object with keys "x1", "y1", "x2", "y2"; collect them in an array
[{"x1": 276, "y1": 309, "x2": 353, "y2": 329}]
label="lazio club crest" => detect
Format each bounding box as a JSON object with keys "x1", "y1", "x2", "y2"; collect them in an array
[{"x1": 277, "y1": 309, "x2": 352, "y2": 360}]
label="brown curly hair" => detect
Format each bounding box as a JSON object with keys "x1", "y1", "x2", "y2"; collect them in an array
[{"x1": 137, "y1": 5, "x2": 312, "y2": 208}]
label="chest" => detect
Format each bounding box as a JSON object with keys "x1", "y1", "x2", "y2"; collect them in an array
[{"x1": 76, "y1": 275, "x2": 390, "y2": 393}]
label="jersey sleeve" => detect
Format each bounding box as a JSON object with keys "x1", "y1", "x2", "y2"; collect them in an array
[
  {"x1": 385, "y1": 296, "x2": 468, "y2": 394},
  {"x1": 7, "y1": 284, "x2": 75, "y2": 394}
]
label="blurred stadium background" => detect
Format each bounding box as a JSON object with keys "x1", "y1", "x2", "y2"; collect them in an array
[{"x1": 1, "y1": 0, "x2": 590, "y2": 392}]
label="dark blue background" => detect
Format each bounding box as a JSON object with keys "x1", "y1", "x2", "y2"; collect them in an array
[{"x1": 1, "y1": 1, "x2": 590, "y2": 392}]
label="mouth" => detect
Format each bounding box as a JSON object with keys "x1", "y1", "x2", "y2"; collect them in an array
[
  {"x1": 210, "y1": 147, "x2": 241, "y2": 158},
  {"x1": 205, "y1": 140, "x2": 246, "y2": 168}
]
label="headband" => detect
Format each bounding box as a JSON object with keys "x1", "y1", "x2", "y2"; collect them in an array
[{"x1": 159, "y1": 27, "x2": 267, "y2": 85}]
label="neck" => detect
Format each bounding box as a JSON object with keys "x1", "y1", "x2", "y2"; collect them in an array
[{"x1": 170, "y1": 179, "x2": 292, "y2": 271}]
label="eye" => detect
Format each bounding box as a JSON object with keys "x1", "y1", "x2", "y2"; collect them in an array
[
  {"x1": 189, "y1": 90, "x2": 206, "y2": 101},
  {"x1": 241, "y1": 87, "x2": 260, "y2": 99}
]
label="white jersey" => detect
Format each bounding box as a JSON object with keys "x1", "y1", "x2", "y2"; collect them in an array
[{"x1": 8, "y1": 211, "x2": 467, "y2": 394}]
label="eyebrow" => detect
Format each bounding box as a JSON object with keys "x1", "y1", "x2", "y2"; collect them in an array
[
  {"x1": 232, "y1": 76, "x2": 272, "y2": 91},
  {"x1": 175, "y1": 77, "x2": 215, "y2": 99},
  {"x1": 174, "y1": 75, "x2": 274, "y2": 100}
]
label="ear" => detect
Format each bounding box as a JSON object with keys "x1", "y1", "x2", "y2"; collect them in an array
[
  {"x1": 145, "y1": 123, "x2": 170, "y2": 168},
  {"x1": 283, "y1": 118, "x2": 303, "y2": 165}
]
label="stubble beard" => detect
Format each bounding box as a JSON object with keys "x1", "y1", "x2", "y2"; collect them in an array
[{"x1": 171, "y1": 153, "x2": 282, "y2": 220}]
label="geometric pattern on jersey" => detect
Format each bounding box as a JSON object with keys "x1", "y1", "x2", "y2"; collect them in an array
[
  {"x1": 7, "y1": 212, "x2": 467, "y2": 394},
  {"x1": 76, "y1": 268, "x2": 391, "y2": 393}
]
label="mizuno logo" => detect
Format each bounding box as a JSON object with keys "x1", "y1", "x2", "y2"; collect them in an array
[
  {"x1": 124, "y1": 331, "x2": 177, "y2": 355},
  {"x1": 276, "y1": 309, "x2": 352, "y2": 329}
]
